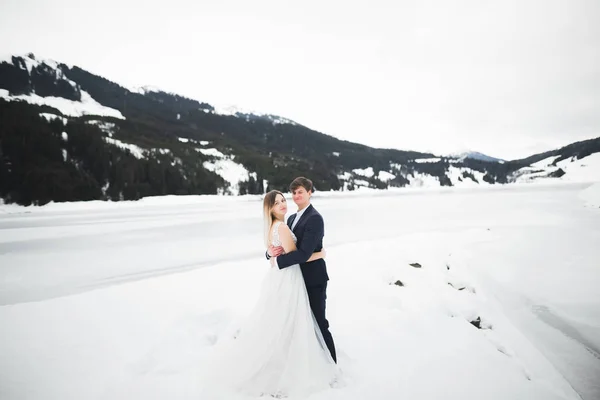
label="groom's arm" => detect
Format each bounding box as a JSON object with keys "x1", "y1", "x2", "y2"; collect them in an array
[{"x1": 276, "y1": 215, "x2": 323, "y2": 269}]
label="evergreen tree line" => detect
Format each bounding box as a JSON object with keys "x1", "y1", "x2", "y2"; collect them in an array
[
  {"x1": 0, "y1": 100, "x2": 225, "y2": 205},
  {"x1": 0, "y1": 56, "x2": 80, "y2": 100}
]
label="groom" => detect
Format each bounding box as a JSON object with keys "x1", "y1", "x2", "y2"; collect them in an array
[{"x1": 267, "y1": 177, "x2": 337, "y2": 363}]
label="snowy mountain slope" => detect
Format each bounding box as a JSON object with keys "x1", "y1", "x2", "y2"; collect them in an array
[
  {"x1": 510, "y1": 139, "x2": 600, "y2": 183},
  {"x1": 450, "y1": 151, "x2": 506, "y2": 163},
  {"x1": 0, "y1": 54, "x2": 124, "y2": 119},
  {"x1": 1, "y1": 53, "x2": 599, "y2": 206}
]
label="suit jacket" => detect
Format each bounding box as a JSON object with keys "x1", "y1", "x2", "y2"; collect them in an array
[{"x1": 276, "y1": 204, "x2": 329, "y2": 287}]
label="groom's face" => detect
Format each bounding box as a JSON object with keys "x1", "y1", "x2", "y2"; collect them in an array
[{"x1": 292, "y1": 186, "x2": 311, "y2": 209}]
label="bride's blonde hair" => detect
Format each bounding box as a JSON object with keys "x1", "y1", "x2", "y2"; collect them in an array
[{"x1": 263, "y1": 190, "x2": 284, "y2": 247}]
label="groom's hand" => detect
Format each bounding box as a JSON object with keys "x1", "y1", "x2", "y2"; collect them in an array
[{"x1": 267, "y1": 245, "x2": 284, "y2": 258}]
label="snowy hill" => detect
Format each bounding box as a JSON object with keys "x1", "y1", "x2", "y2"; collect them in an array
[
  {"x1": 0, "y1": 54, "x2": 124, "y2": 119},
  {"x1": 509, "y1": 137, "x2": 600, "y2": 183},
  {"x1": 1, "y1": 53, "x2": 599, "y2": 206}
]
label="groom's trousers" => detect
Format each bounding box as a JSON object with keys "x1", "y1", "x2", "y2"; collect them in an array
[{"x1": 306, "y1": 282, "x2": 337, "y2": 363}]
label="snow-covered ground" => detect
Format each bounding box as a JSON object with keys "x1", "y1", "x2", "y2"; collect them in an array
[{"x1": 1, "y1": 182, "x2": 599, "y2": 400}]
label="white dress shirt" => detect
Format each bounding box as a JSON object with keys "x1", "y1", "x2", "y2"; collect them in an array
[{"x1": 290, "y1": 205, "x2": 309, "y2": 231}]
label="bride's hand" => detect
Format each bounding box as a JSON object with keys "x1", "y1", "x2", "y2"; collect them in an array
[
  {"x1": 268, "y1": 245, "x2": 284, "y2": 258},
  {"x1": 321, "y1": 248, "x2": 327, "y2": 259}
]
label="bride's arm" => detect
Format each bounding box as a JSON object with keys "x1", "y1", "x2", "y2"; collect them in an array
[{"x1": 277, "y1": 223, "x2": 297, "y2": 254}]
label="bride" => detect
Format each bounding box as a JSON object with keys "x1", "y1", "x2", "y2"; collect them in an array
[{"x1": 205, "y1": 190, "x2": 339, "y2": 398}]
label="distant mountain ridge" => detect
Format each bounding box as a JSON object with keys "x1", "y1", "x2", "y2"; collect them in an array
[
  {"x1": 450, "y1": 151, "x2": 505, "y2": 163},
  {"x1": 1, "y1": 53, "x2": 598, "y2": 205}
]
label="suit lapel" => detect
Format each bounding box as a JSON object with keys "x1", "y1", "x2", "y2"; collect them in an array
[
  {"x1": 292, "y1": 204, "x2": 313, "y2": 233},
  {"x1": 287, "y1": 214, "x2": 295, "y2": 229}
]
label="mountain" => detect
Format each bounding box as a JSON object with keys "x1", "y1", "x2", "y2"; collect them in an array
[
  {"x1": 508, "y1": 137, "x2": 600, "y2": 183},
  {"x1": 450, "y1": 151, "x2": 505, "y2": 163},
  {"x1": 1, "y1": 53, "x2": 599, "y2": 206}
]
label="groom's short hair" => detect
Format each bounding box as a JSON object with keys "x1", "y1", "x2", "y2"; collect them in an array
[{"x1": 290, "y1": 177, "x2": 314, "y2": 193}]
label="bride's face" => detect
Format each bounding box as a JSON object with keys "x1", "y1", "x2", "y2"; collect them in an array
[{"x1": 271, "y1": 194, "x2": 288, "y2": 219}]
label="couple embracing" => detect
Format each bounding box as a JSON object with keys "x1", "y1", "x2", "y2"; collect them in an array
[{"x1": 208, "y1": 177, "x2": 339, "y2": 398}]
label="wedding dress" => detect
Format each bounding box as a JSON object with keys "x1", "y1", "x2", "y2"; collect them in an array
[{"x1": 204, "y1": 221, "x2": 339, "y2": 398}]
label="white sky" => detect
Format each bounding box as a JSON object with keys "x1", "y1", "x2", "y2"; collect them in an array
[{"x1": 1, "y1": 0, "x2": 599, "y2": 159}]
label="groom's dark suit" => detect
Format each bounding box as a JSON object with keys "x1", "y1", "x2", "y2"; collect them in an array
[{"x1": 275, "y1": 204, "x2": 337, "y2": 363}]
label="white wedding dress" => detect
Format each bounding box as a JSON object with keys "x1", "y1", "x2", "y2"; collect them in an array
[{"x1": 204, "y1": 221, "x2": 339, "y2": 398}]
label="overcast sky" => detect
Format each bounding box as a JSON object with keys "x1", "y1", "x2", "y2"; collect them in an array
[{"x1": 1, "y1": 0, "x2": 598, "y2": 159}]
